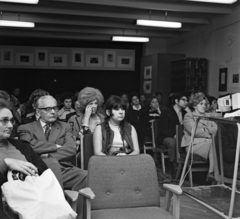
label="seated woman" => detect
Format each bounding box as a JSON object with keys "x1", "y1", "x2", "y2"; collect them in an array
[
  {"x1": 93, "y1": 95, "x2": 140, "y2": 156},
  {"x1": 68, "y1": 87, "x2": 105, "y2": 140},
  {"x1": 181, "y1": 92, "x2": 218, "y2": 182},
  {"x1": 0, "y1": 99, "x2": 47, "y2": 218}
]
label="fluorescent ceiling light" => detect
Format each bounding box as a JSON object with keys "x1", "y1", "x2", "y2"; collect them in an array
[
  {"x1": 0, "y1": 0, "x2": 38, "y2": 4},
  {"x1": 185, "y1": 0, "x2": 237, "y2": 3},
  {"x1": 136, "y1": 20, "x2": 182, "y2": 28},
  {"x1": 112, "y1": 36, "x2": 149, "y2": 42},
  {"x1": 0, "y1": 20, "x2": 35, "y2": 28}
]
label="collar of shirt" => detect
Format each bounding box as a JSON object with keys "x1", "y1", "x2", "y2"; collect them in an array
[
  {"x1": 132, "y1": 105, "x2": 142, "y2": 111},
  {"x1": 173, "y1": 105, "x2": 181, "y2": 115}
]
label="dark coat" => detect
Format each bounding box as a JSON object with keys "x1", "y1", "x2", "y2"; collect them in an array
[{"x1": 156, "y1": 107, "x2": 187, "y2": 145}]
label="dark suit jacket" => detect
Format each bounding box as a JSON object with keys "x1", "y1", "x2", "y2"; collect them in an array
[
  {"x1": 17, "y1": 120, "x2": 76, "y2": 163},
  {"x1": 21, "y1": 114, "x2": 37, "y2": 124},
  {"x1": 0, "y1": 139, "x2": 48, "y2": 218},
  {"x1": 156, "y1": 107, "x2": 187, "y2": 145}
]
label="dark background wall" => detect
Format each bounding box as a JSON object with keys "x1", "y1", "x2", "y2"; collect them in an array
[{"x1": 0, "y1": 37, "x2": 143, "y2": 101}]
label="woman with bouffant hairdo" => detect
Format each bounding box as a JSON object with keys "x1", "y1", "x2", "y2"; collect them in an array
[
  {"x1": 68, "y1": 87, "x2": 105, "y2": 138},
  {"x1": 181, "y1": 92, "x2": 218, "y2": 182}
]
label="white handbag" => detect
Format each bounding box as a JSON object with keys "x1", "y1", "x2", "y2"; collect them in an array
[{"x1": 1, "y1": 169, "x2": 77, "y2": 219}]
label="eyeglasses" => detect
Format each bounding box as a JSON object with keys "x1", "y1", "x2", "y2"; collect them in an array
[
  {"x1": 38, "y1": 106, "x2": 59, "y2": 112},
  {"x1": 180, "y1": 98, "x2": 188, "y2": 102},
  {"x1": 0, "y1": 118, "x2": 16, "y2": 126}
]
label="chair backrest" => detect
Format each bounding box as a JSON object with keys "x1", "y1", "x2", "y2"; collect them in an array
[
  {"x1": 87, "y1": 154, "x2": 160, "y2": 210},
  {"x1": 176, "y1": 124, "x2": 184, "y2": 161},
  {"x1": 151, "y1": 119, "x2": 159, "y2": 148},
  {"x1": 82, "y1": 133, "x2": 94, "y2": 170}
]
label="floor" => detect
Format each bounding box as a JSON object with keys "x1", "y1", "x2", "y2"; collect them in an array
[{"x1": 160, "y1": 195, "x2": 223, "y2": 219}]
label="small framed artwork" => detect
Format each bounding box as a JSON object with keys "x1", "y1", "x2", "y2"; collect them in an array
[
  {"x1": 71, "y1": 49, "x2": 84, "y2": 67},
  {"x1": 144, "y1": 66, "x2": 152, "y2": 79},
  {"x1": 16, "y1": 53, "x2": 33, "y2": 66},
  {"x1": 232, "y1": 73, "x2": 239, "y2": 88},
  {"x1": 50, "y1": 54, "x2": 67, "y2": 67},
  {"x1": 143, "y1": 81, "x2": 152, "y2": 94},
  {"x1": 104, "y1": 51, "x2": 116, "y2": 68},
  {"x1": 86, "y1": 55, "x2": 103, "y2": 67},
  {"x1": 0, "y1": 48, "x2": 14, "y2": 65},
  {"x1": 219, "y1": 68, "x2": 228, "y2": 91},
  {"x1": 117, "y1": 56, "x2": 134, "y2": 69},
  {"x1": 35, "y1": 49, "x2": 48, "y2": 66}
]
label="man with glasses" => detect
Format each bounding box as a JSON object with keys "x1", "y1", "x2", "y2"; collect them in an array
[
  {"x1": 156, "y1": 92, "x2": 188, "y2": 178},
  {"x1": 18, "y1": 95, "x2": 87, "y2": 219},
  {"x1": 18, "y1": 95, "x2": 87, "y2": 189}
]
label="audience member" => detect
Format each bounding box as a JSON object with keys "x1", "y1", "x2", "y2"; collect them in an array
[
  {"x1": 139, "y1": 94, "x2": 147, "y2": 108},
  {"x1": 22, "y1": 89, "x2": 49, "y2": 124},
  {"x1": 0, "y1": 99, "x2": 48, "y2": 218},
  {"x1": 206, "y1": 95, "x2": 218, "y2": 113},
  {"x1": 156, "y1": 92, "x2": 188, "y2": 176},
  {"x1": 18, "y1": 95, "x2": 87, "y2": 189},
  {"x1": 138, "y1": 95, "x2": 161, "y2": 147},
  {"x1": 121, "y1": 93, "x2": 130, "y2": 109},
  {"x1": 57, "y1": 92, "x2": 75, "y2": 121},
  {"x1": 11, "y1": 88, "x2": 21, "y2": 106},
  {"x1": 74, "y1": 87, "x2": 105, "y2": 135},
  {"x1": 0, "y1": 90, "x2": 21, "y2": 138},
  {"x1": 93, "y1": 95, "x2": 140, "y2": 156},
  {"x1": 126, "y1": 92, "x2": 142, "y2": 136},
  {"x1": 155, "y1": 91, "x2": 163, "y2": 105},
  {"x1": 181, "y1": 92, "x2": 218, "y2": 182}
]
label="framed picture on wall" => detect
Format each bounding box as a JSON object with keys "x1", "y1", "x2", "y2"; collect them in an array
[
  {"x1": 219, "y1": 68, "x2": 228, "y2": 91},
  {"x1": 104, "y1": 51, "x2": 116, "y2": 68},
  {"x1": 35, "y1": 49, "x2": 48, "y2": 66},
  {"x1": 71, "y1": 49, "x2": 84, "y2": 67},
  {"x1": 16, "y1": 53, "x2": 33, "y2": 66},
  {"x1": 86, "y1": 55, "x2": 103, "y2": 67},
  {"x1": 144, "y1": 66, "x2": 152, "y2": 79},
  {"x1": 117, "y1": 56, "x2": 134, "y2": 69},
  {"x1": 50, "y1": 54, "x2": 67, "y2": 67},
  {"x1": 0, "y1": 48, "x2": 14, "y2": 65},
  {"x1": 143, "y1": 81, "x2": 152, "y2": 94}
]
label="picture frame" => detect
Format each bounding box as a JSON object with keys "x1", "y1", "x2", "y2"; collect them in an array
[
  {"x1": 71, "y1": 49, "x2": 84, "y2": 67},
  {"x1": 86, "y1": 55, "x2": 103, "y2": 67},
  {"x1": 143, "y1": 81, "x2": 152, "y2": 94},
  {"x1": 219, "y1": 68, "x2": 228, "y2": 91},
  {"x1": 117, "y1": 56, "x2": 134, "y2": 69},
  {"x1": 0, "y1": 48, "x2": 14, "y2": 65},
  {"x1": 35, "y1": 49, "x2": 48, "y2": 66},
  {"x1": 16, "y1": 53, "x2": 33, "y2": 66},
  {"x1": 50, "y1": 54, "x2": 67, "y2": 67},
  {"x1": 144, "y1": 66, "x2": 152, "y2": 79},
  {"x1": 104, "y1": 51, "x2": 116, "y2": 68}
]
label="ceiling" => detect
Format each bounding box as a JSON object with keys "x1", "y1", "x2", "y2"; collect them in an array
[{"x1": 0, "y1": 0, "x2": 239, "y2": 42}]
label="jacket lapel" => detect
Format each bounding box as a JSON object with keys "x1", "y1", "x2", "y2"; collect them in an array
[
  {"x1": 33, "y1": 120, "x2": 46, "y2": 142},
  {"x1": 48, "y1": 121, "x2": 61, "y2": 143}
]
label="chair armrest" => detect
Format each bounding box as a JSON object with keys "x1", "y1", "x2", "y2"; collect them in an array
[
  {"x1": 79, "y1": 187, "x2": 95, "y2": 200},
  {"x1": 64, "y1": 190, "x2": 78, "y2": 202},
  {"x1": 163, "y1": 184, "x2": 182, "y2": 195}
]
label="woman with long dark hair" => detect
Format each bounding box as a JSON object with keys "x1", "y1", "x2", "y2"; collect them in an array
[{"x1": 93, "y1": 95, "x2": 140, "y2": 156}]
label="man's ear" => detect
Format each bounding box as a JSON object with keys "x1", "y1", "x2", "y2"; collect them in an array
[
  {"x1": 174, "y1": 99, "x2": 178, "y2": 104},
  {"x1": 106, "y1": 110, "x2": 110, "y2": 116}
]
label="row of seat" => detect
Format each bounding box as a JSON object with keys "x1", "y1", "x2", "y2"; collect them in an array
[{"x1": 143, "y1": 120, "x2": 208, "y2": 186}]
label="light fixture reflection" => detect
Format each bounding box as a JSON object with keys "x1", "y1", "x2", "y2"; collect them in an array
[
  {"x1": 0, "y1": 0, "x2": 38, "y2": 4},
  {"x1": 185, "y1": 0, "x2": 237, "y2": 3},
  {"x1": 0, "y1": 20, "x2": 35, "y2": 28},
  {"x1": 136, "y1": 20, "x2": 182, "y2": 28},
  {"x1": 112, "y1": 36, "x2": 149, "y2": 42}
]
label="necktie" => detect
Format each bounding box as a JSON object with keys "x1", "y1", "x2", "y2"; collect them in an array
[{"x1": 45, "y1": 124, "x2": 51, "y2": 141}]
